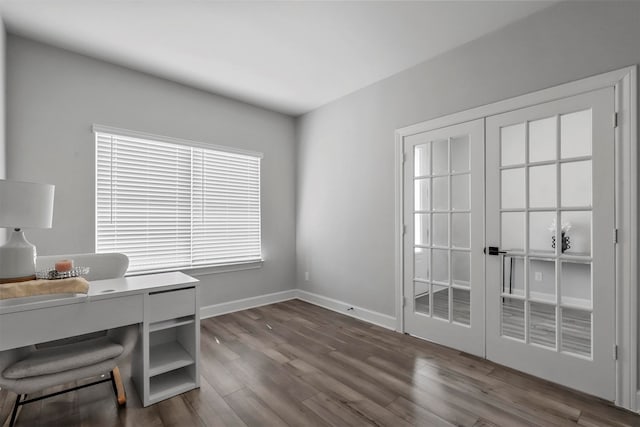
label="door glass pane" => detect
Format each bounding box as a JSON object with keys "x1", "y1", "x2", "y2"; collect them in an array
[
  {"x1": 414, "y1": 143, "x2": 430, "y2": 177},
  {"x1": 452, "y1": 288, "x2": 470, "y2": 325},
  {"x1": 414, "y1": 178, "x2": 430, "y2": 211},
  {"x1": 529, "y1": 165, "x2": 557, "y2": 208},
  {"x1": 451, "y1": 136, "x2": 469, "y2": 173},
  {"x1": 501, "y1": 168, "x2": 525, "y2": 209},
  {"x1": 529, "y1": 116, "x2": 557, "y2": 163},
  {"x1": 432, "y1": 139, "x2": 449, "y2": 175},
  {"x1": 502, "y1": 297, "x2": 525, "y2": 340},
  {"x1": 561, "y1": 308, "x2": 591, "y2": 358},
  {"x1": 561, "y1": 161, "x2": 592, "y2": 207},
  {"x1": 451, "y1": 251, "x2": 470, "y2": 287},
  {"x1": 414, "y1": 213, "x2": 430, "y2": 246},
  {"x1": 529, "y1": 258, "x2": 555, "y2": 303},
  {"x1": 561, "y1": 262, "x2": 591, "y2": 308},
  {"x1": 433, "y1": 285, "x2": 449, "y2": 320},
  {"x1": 561, "y1": 211, "x2": 591, "y2": 256},
  {"x1": 432, "y1": 176, "x2": 449, "y2": 211},
  {"x1": 414, "y1": 247, "x2": 429, "y2": 281},
  {"x1": 432, "y1": 249, "x2": 449, "y2": 284},
  {"x1": 501, "y1": 123, "x2": 525, "y2": 166},
  {"x1": 451, "y1": 213, "x2": 470, "y2": 248},
  {"x1": 503, "y1": 256, "x2": 524, "y2": 297},
  {"x1": 561, "y1": 109, "x2": 592, "y2": 159},
  {"x1": 529, "y1": 211, "x2": 555, "y2": 254},
  {"x1": 501, "y1": 212, "x2": 524, "y2": 252},
  {"x1": 529, "y1": 302, "x2": 556, "y2": 349},
  {"x1": 432, "y1": 213, "x2": 448, "y2": 247},
  {"x1": 452, "y1": 174, "x2": 470, "y2": 210},
  {"x1": 414, "y1": 281, "x2": 430, "y2": 315}
]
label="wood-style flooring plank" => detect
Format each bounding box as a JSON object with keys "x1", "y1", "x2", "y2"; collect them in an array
[{"x1": 2, "y1": 299, "x2": 639, "y2": 427}]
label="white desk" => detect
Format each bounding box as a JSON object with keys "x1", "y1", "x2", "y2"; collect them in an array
[{"x1": 0, "y1": 272, "x2": 201, "y2": 406}]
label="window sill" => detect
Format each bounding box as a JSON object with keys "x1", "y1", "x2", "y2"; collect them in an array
[{"x1": 126, "y1": 260, "x2": 264, "y2": 278}]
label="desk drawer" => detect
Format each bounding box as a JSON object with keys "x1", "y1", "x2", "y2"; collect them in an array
[
  {"x1": 148, "y1": 287, "x2": 195, "y2": 323},
  {"x1": 0, "y1": 294, "x2": 143, "y2": 351}
]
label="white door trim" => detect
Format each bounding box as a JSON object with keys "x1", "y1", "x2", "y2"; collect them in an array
[{"x1": 394, "y1": 66, "x2": 637, "y2": 411}]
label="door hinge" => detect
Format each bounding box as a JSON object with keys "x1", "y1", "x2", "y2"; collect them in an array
[
  {"x1": 613, "y1": 112, "x2": 618, "y2": 128},
  {"x1": 402, "y1": 153, "x2": 407, "y2": 164},
  {"x1": 403, "y1": 224, "x2": 407, "y2": 235},
  {"x1": 614, "y1": 228, "x2": 618, "y2": 244},
  {"x1": 613, "y1": 344, "x2": 618, "y2": 360},
  {"x1": 403, "y1": 296, "x2": 407, "y2": 307}
]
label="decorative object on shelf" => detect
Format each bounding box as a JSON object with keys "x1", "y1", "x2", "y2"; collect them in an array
[
  {"x1": 0, "y1": 276, "x2": 89, "y2": 300},
  {"x1": 55, "y1": 259, "x2": 74, "y2": 272},
  {"x1": 0, "y1": 180, "x2": 55, "y2": 284},
  {"x1": 549, "y1": 218, "x2": 572, "y2": 253},
  {"x1": 36, "y1": 267, "x2": 90, "y2": 280}
]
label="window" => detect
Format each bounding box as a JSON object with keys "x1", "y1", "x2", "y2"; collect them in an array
[{"x1": 95, "y1": 127, "x2": 262, "y2": 273}]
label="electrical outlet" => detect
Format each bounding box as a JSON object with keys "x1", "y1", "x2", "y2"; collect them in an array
[
  {"x1": 534, "y1": 272, "x2": 543, "y2": 281},
  {"x1": 304, "y1": 272, "x2": 309, "y2": 281}
]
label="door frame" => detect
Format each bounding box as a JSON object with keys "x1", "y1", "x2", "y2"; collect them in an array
[{"x1": 394, "y1": 66, "x2": 637, "y2": 411}]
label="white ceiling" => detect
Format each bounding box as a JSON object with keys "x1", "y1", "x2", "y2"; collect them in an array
[{"x1": 0, "y1": 1, "x2": 554, "y2": 116}]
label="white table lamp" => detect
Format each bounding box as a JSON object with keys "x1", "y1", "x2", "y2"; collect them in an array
[{"x1": 0, "y1": 180, "x2": 55, "y2": 282}]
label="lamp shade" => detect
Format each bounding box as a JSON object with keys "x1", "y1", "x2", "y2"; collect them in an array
[{"x1": 0, "y1": 180, "x2": 55, "y2": 229}]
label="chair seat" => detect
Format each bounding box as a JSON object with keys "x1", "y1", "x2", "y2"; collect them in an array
[{"x1": 3, "y1": 337, "x2": 123, "y2": 379}]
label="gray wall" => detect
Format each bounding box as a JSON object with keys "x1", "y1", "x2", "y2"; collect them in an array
[
  {"x1": 6, "y1": 35, "x2": 297, "y2": 307},
  {"x1": 296, "y1": 1, "x2": 640, "y2": 315},
  {"x1": 0, "y1": 17, "x2": 5, "y2": 245}
]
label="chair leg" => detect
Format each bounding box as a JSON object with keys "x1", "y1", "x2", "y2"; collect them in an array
[
  {"x1": 110, "y1": 367, "x2": 126, "y2": 407},
  {"x1": 8, "y1": 394, "x2": 22, "y2": 427}
]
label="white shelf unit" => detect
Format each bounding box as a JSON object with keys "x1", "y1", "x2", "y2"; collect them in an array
[{"x1": 133, "y1": 285, "x2": 200, "y2": 406}]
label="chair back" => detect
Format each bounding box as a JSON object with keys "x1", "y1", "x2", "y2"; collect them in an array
[{"x1": 36, "y1": 253, "x2": 129, "y2": 281}]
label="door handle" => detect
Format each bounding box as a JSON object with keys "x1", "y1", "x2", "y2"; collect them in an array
[{"x1": 484, "y1": 246, "x2": 507, "y2": 256}]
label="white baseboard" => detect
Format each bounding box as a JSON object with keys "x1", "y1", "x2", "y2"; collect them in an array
[
  {"x1": 200, "y1": 289, "x2": 297, "y2": 318},
  {"x1": 295, "y1": 289, "x2": 397, "y2": 330},
  {"x1": 200, "y1": 288, "x2": 397, "y2": 331}
]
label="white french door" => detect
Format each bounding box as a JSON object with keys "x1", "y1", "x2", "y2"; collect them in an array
[
  {"x1": 485, "y1": 87, "x2": 616, "y2": 400},
  {"x1": 403, "y1": 119, "x2": 485, "y2": 357}
]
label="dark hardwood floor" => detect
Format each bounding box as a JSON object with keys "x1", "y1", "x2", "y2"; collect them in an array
[{"x1": 1, "y1": 299, "x2": 639, "y2": 426}]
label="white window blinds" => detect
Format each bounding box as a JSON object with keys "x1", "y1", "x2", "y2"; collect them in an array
[{"x1": 96, "y1": 129, "x2": 261, "y2": 273}]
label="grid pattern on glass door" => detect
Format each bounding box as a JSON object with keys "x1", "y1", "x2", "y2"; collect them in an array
[
  {"x1": 499, "y1": 110, "x2": 594, "y2": 358},
  {"x1": 413, "y1": 135, "x2": 472, "y2": 326}
]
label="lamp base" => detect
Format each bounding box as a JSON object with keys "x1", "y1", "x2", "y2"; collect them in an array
[{"x1": 0, "y1": 229, "x2": 37, "y2": 283}]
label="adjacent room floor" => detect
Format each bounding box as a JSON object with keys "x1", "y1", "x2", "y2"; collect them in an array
[{"x1": 1, "y1": 299, "x2": 638, "y2": 426}]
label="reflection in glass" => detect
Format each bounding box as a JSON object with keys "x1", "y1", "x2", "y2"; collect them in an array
[
  {"x1": 561, "y1": 109, "x2": 592, "y2": 159},
  {"x1": 433, "y1": 285, "x2": 449, "y2": 320},
  {"x1": 529, "y1": 165, "x2": 557, "y2": 208},
  {"x1": 561, "y1": 308, "x2": 591, "y2": 357},
  {"x1": 452, "y1": 288, "x2": 470, "y2": 325},
  {"x1": 561, "y1": 161, "x2": 592, "y2": 208},
  {"x1": 561, "y1": 211, "x2": 591, "y2": 256},
  {"x1": 414, "y1": 247, "x2": 429, "y2": 281},
  {"x1": 529, "y1": 211, "x2": 555, "y2": 254},
  {"x1": 502, "y1": 256, "x2": 525, "y2": 297},
  {"x1": 432, "y1": 214, "x2": 448, "y2": 247},
  {"x1": 561, "y1": 262, "x2": 591, "y2": 308},
  {"x1": 432, "y1": 176, "x2": 449, "y2": 211},
  {"x1": 414, "y1": 143, "x2": 430, "y2": 177},
  {"x1": 530, "y1": 302, "x2": 556, "y2": 349},
  {"x1": 451, "y1": 136, "x2": 470, "y2": 173},
  {"x1": 501, "y1": 168, "x2": 525, "y2": 209},
  {"x1": 432, "y1": 249, "x2": 449, "y2": 284},
  {"x1": 414, "y1": 213, "x2": 430, "y2": 246},
  {"x1": 502, "y1": 297, "x2": 525, "y2": 340},
  {"x1": 501, "y1": 123, "x2": 526, "y2": 166},
  {"x1": 432, "y1": 139, "x2": 449, "y2": 175},
  {"x1": 529, "y1": 116, "x2": 557, "y2": 163},
  {"x1": 501, "y1": 212, "x2": 525, "y2": 252},
  {"x1": 414, "y1": 281, "x2": 430, "y2": 315},
  {"x1": 414, "y1": 178, "x2": 430, "y2": 211},
  {"x1": 451, "y1": 251, "x2": 470, "y2": 286},
  {"x1": 529, "y1": 258, "x2": 556, "y2": 303},
  {"x1": 452, "y1": 213, "x2": 470, "y2": 248},
  {"x1": 452, "y1": 174, "x2": 470, "y2": 210}
]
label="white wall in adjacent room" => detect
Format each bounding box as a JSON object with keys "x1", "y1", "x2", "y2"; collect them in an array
[{"x1": 6, "y1": 35, "x2": 297, "y2": 307}]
